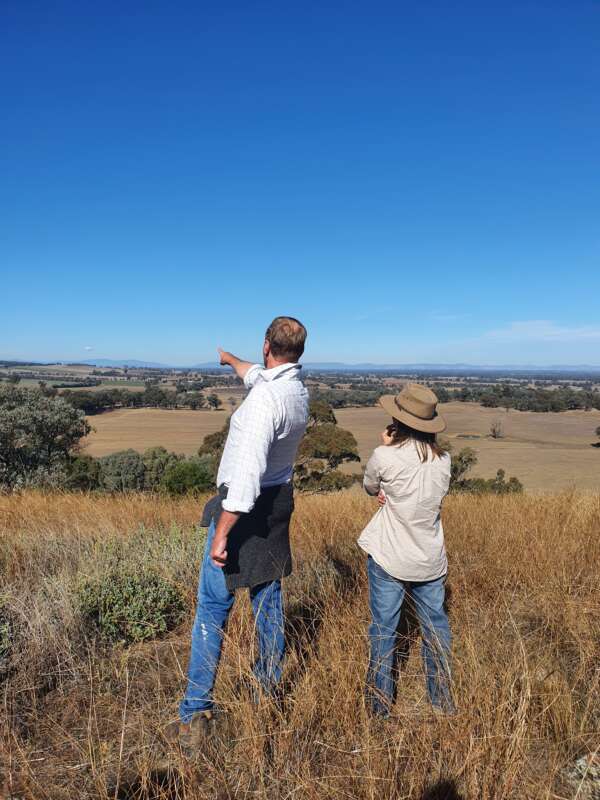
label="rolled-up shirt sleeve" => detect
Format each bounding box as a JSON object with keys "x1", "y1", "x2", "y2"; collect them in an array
[
  {"x1": 221, "y1": 388, "x2": 277, "y2": 513},
  {"x1": 243, "y1": 363, "x2": 263, "y2": 389},
  {"x1": 363, "y1": 450, "x2": 382, "y2": 496}
]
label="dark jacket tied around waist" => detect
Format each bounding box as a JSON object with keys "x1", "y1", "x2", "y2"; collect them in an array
[{"x1": 201, "y1": 483, "x2": 294, "y2": 592}]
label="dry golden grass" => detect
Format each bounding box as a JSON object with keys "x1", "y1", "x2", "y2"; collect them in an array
[
  {"x1": 1, "y1": 489, "x2": 598, "y2": 799},
  {"x1": 336, "y1": 404, "x2": 600, "y2": 491}
]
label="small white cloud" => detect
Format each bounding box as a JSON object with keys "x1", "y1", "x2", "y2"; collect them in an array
[
  {"x1": 84, "y1": 346, "x2": 94, "y2": 351},
  {"x1": 485, "y1": 320, "x2": 600, "y2": 343}
]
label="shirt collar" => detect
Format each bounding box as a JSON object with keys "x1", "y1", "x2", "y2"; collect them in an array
[{"x1": 258, "y1": 362, "x2": 302, "y2": 382}]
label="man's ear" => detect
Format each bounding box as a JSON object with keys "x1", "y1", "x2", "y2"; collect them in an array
[{"x1": 263, "y1": 339, "x2": 270, "y2": 359}]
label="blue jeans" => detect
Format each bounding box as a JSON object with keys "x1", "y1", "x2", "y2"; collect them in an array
[
  {"x1": 180, "y1": 521, "x2": 285, "y2": 722},
  {"x1": 366, "y1": 556, "x2": 453, "y2": 715}
]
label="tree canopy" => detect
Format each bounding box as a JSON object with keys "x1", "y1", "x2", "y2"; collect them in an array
[{"x1": 0, "y1": 384, "x2": 90, "y2": 489}]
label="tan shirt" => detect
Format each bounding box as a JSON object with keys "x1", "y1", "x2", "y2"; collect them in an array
[{"x1": 357, "y1": 442, "x2": 451, "y2": 582}]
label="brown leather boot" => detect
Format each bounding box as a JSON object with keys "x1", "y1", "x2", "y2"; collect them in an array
[{"x1": 164, "y1": 710, "x2": 214, "y2": 756}]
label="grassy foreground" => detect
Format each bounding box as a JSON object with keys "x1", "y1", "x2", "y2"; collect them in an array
[{"x1": 1, "y1": 490, "x2": 599, "y2": 799}]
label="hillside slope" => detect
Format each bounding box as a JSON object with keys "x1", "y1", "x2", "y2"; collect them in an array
[{"x1": 1, "y1": 490, "x2": 599, "y2": 799}]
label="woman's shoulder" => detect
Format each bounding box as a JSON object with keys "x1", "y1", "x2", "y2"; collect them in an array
[
  {"x1": 371, "y1": 443, "x2": 411, "y2": 463},
  {"x1": 371, "y1": 444, "x2": 400, "y2": 458}
]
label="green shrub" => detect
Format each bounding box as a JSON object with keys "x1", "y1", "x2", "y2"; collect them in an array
[
  {"x1": 64, "y1": 455, "x2": 102, "y2": 491},
  {"x1": 160, "y1": 457, "x2": 214, "y2": 495},
  {"x1": 453, "y1": 469, "x2": 523, "y2": 494},
  {"x1": 78, "y1": 569, "x2": 186, "y2": 645},
  {"x1": 142, "y1": 446, "x2": 183, "y2": 491},
  {"x1": 99, "y1": 449, "x2": 146, "y2": 492}
]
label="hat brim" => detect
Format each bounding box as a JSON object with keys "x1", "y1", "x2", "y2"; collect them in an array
[{"x1": 379, "y1": 395, "x2": 447, "y2": 434}]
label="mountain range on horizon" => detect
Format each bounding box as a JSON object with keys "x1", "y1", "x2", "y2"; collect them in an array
[{"x1": 3, "y1": 357, "x2": 600, "y2": 373}]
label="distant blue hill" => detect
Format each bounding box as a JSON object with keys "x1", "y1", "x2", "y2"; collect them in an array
[{"x1": 4, "y1": 358, "x2": 600, "y2": 374}]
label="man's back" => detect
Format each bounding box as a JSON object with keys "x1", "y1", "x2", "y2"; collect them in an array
[{"x1": 217, "y1": 361, "x2": 309, "y2": 513}]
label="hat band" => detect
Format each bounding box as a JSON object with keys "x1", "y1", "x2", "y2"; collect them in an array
[{"x1": 395, "y1": 396, "x2": 435, "y2": 421}]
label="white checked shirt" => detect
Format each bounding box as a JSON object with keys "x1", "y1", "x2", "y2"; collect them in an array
[{"x1": 217, "y1": 362, "x2": 309, "y2": 514}]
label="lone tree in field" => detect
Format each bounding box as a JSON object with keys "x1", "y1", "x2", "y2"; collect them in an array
[
  {"x1": 489, "y1": 420, "x2": 504, "y2": 439},
  {"x1": 307, "y1": 399, "x2": 337, "y2": 427},
  {"x1": 206, "y1": 393, "x2": 222, "y2": 410},
  {"x1": 0, "y1": 383, "x2": 91, "y2": 490},
  {"x1": 294, "y1": 400, "x2": 360, "y2": 491},
  {"x1": 449, "y1": 447, "x2": 478, "y2": 489}
]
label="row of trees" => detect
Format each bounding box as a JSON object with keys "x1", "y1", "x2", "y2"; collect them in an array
[
  {"x1": 310, "y1": 388, "x2": 386, "y2": 409},
  {"x1": 60, "y1": 385, "x2": 224, "y2": 415},
  {"x1": 311, "y1": 382, "x2": 600, "y2": 413},
  {"x1": 447, "y1": 383, "x2": 600, "y2": 412}
]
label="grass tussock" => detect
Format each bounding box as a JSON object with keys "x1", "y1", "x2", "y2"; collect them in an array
[{"x1": 0, "y1": 489, "x2": 599, "y2": 799}]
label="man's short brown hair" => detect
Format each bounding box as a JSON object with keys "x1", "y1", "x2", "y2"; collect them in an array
[{"x1": 265, "y1": 316, "x2": 307, "y2": 362}]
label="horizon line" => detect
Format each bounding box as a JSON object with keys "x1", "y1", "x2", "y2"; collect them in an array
[{"x1": 2, "y1": 356, "x2": 600, "y2": 372}]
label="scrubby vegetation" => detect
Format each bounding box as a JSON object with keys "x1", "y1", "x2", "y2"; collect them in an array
[
  {"x1": 1, "y1": 387, "x2": 364, "y2": 496},
  {"x1": 449, "y1": 447, "x2": 523, "y2": 494},
  {"x1": 79, "y1": 568, "x2": 186, "y2": 645},
  {"x1": 1, "y1": 489, "x2": 598, "y2": 798},
  {"x1": 0, "y1": 383, "x2": 523, "y2": 499}
]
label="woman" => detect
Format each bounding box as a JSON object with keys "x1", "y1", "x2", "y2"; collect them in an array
[{"x1": 358, "y1": 383, "x2": 454, "y2": 717}]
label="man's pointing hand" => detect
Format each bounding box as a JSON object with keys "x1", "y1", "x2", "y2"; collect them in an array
[
  {"x1": 218, "y1": 347, "x2": 234, "y2": 367},
  {"x1": 217, "y1": 348, "x2": 254, "y2": 381}
]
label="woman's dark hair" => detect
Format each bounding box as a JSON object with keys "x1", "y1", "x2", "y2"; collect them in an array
[{"x1": 386, "y1": 420, "x2": 446, "y2": 462}]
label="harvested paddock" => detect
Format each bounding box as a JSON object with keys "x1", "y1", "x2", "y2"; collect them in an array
[
  {"x1": 336, "y1": 402, "x2": 600, "y2": 491},
  {"x1": 82, "y1": 408, "x2": 229, "y2": 457}
]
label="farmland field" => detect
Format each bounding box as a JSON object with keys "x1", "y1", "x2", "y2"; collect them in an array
[
  {"x1": 82, "y1": 401, "x2": 600, "y2": 490},
  {"x1": 336, "y1": 402, "x2": 600, "y2": 491},
  {"x1": 83, "y1": 408, "x2": 229, "y2": 456}
]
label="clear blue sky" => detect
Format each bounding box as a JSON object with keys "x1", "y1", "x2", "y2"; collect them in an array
[{"x1": 2, "y1": 1, "x2": 599, "y2": 366}]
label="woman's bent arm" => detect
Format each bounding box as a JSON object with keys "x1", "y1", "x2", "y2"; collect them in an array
[{"x1": 363, "y1": 451, "x2": 382, "y2": 496}]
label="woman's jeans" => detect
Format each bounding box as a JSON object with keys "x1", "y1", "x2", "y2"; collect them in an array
[
  {"x1": 179, "y1": 520, "x2": 285, "y2": 723},
  {"x1": 366, "y1": 556, "x2": 453, "y2": 715}
]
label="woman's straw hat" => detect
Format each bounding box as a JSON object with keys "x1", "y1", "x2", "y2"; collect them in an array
[{"x1": 379, "y1": 383, "x2": 446, "y2": 433}]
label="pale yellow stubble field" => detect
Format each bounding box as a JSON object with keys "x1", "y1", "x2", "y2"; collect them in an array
[
  {"x1": 336, "y1": 402, "x2": 600, "y2": 491},
  {"x1": 82, "y1": 408, "x2": 229, "y2": 457}
]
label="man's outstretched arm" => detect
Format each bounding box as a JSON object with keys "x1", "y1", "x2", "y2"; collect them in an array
[{"x1": 218, "y1": 348, "x2": 256, "y2": 381}]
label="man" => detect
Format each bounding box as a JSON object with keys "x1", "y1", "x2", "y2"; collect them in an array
[{"x1": 168, "y1": 316, "x2": 309, "y2": 751}]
